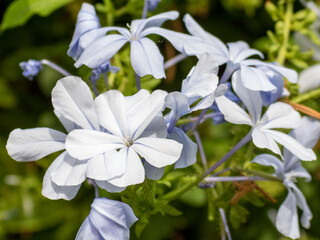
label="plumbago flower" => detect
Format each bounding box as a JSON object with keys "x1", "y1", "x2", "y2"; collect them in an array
[
  {"x1": 19, "y1": 59, "x2": 42, "y2": 80},
  {"x1": 215, "y1": 71, "x2": 316, "y2": 160},
  {"x1": 65, "y1": 89, "x2": 183, "y2": 188},
  {"x1": 76, "y1": 198, "x2": 138, "y2": 240},
  {"x1": 67, "y1": 3, "x2": 109, "y2": 61},
  {"x1": 182, "y1": 14, "x2": 298, "y2": 92},
  {"x1": 252, "y1": 117, "x2": 320, "y2": 239},
  {"x1": 75, "y1": 11, "x2": 201, "y2": 79},
  {"x1": 164, "y1": 53, "x2": 227, "y2": 168},
  {"x1": 6, "y1": 76, "x2": 104, "y2": 200}
]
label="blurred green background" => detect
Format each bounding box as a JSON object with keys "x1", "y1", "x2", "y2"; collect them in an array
[{"x1": 1, "y1": 0, "x2": 320, "y2": 239}]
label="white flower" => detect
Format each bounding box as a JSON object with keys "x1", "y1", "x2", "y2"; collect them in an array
[
  {"x1": 216, "y1": 71, "x2": 316, "y2": 160},
  {"x1": 6, "y1": 76, "x2": 110, "y2": 200},
  {"x1": 75, "y1": 11, "x2": 200, "y2": 79},
  {"x1": 65, "y1": 89, "x2": 183, "y2": 187},
  {"x1": 183, "y1": 14, "x2": 297, "y2": 92},
  {"x1": 252, "y1": 116, "x2": 320, "y2": 239},
  {"x1": 76, "y1": 198, "x2": 138, "y2": 240},
  {"x1": 164, "y1": 53, "x2": 226, "y2": 169}
]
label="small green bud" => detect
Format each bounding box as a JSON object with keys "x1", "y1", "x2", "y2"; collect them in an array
[{"x1": 265, "y1": 2, "x2": 279, "y2": 21}]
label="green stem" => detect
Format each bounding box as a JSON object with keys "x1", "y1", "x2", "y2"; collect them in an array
[
  {"x1": 233, "y1": 167, "x2": 283, "y2": 182},
  {"x1": 276, "y1": 0, "x2": 294, "y2": 65},
  {"x1": 291, "y1": 88, "x2": 320, "y2": 103},
  {"x1": 104, "y1": 0, "x2": 114, "y2": 26}
]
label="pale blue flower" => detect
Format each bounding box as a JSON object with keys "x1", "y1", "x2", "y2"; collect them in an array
[
  {"x1": 251, "y1": 116, "x2": 320, "y2": 239},
  {"x1": 6, "y1": 76, "x2": 122, "y2": 199},
  {"x1": 89, "y1": 62, "x2": 120, "y2": 83},
  {"x1": 298, "y1": 63, "x2": 320, "y2": 93},
  {"x1": 65, "y1": 89, "x2": 183, "y2": 187},
  {"x1": 210, "y1": 82, "x2": 240, "y2": 124},
  {"x1": 163, "y1": 54, "x2": 227, "y2": 169},
  {"x1": 183, "y1": 14, "x2": 298, "y2": 92},
  {"x1": 75, "y1": 11, "x2": 200, "y2": 79},
  {"x1": 259, "y1": 67, "x2": 287, "y2": 106},
  {"x1": 216, "y1": 72, "x2": 316, "y2": 160},
  {"x1": 76, "y1": 198, "x2": 138, "y2": 240},
  {"x1": 19, "y1": 59, "x2": 42, "y2": 80},
  {"x1": 68, "y1": 3, "x2": 109, "y2": 60}
]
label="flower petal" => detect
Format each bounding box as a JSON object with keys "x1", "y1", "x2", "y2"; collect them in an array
[
  {"x1": 41, "y1": 153, "x2": 81, "y2": 200},
  {"x1": 232, "y1": 70, "x2": 262, "y2": 124},
  {"x1": 260, "y1": 102, "x2": 301, "y2": 130},
  {"x1": 251, "y1": 154, "x2": 285, "y2": 178},
  {"x1": 52, "y1": 76, "x2": 100, "y2": 130},
  {"x1": 51, "y1": 152, "x2": 87, "y2": 186},
  {"x1": 6, "y1": 128, "x2": 66, "y2": 162},
  {"x1": 144, "y1": 161, "x2": 165, "y2": 180},
  {"x1": 288, "y1": 181, "x2": 312, "y2": 229},
  {"x1": 75, "y1": 34, "x2": 129, "y2": 68},
  {"x1": 227, "y1": 41, "x2": 263, "y2": 62},
  {"x1": 128, "y1": 90, "x2": 167, "y2": 140},
  {"x1": 130, "y1": 38, "x2": 165, "y2": 79},
  {"x1": 243, "y1": 59, "x2": 298, "y2": 84},
  {"x1": 95, "y1": 90, "x2": 128, "y2": 138},
  {"x1": 181, "y1": 53, "x2": 219, "y2": 102},
  {"x1": 132, "y1": 137, "x2": 183, "y2": 168},
  {"x1": 65, "y1": 129, "x2": 124, "y2": 160},
  {"x1": 86, "y1": 150, "x2": 126, "y2": 181},
  {"x1": 240, "y1": 65, "x2": 277, "y2": 92},
  {"x1": 252, "y1": 128, "x2": 281, "y2": 156},
  {"x1": 263, "y1": 129, "x2": 316, "y2": 161},
  {"x1": 76, "y1": 198, "x2": 137, "y2": 240},
  {"x1": 183, "y1": 14, "x2": 229, "y2": 63},
  {"x1": 168, "y1": 127, "x2": 198, "y2": 169},
  {"x1": 139, "y1": 115, "x2": 167, "y2": 138},
  {"x1": 108, "y1": 148, "x2": 145, "y2": 187},
  {"x1": 298, "y1": 63, "x2": 320, "y2": 93},
  {"x1": 215, "y1": 96, "x2": 252, "y2": 126},
  {"x1": 95, "y1": 181, "x2": 126, "y2": 193},
  {"x1": 164, "y1": 92, "x2": 190, "y2": 123},
  {"x1": 132, "y1": 11, "x2": 179, "y2": 37},
  {"x1": 54, "y1": 110, "x2": 76, "y2": 133},
  {"x1": 276, "y1": 186, "x2": 300, "y2": 239}
]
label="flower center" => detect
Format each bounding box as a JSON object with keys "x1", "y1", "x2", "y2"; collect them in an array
[{"x1": 124, "y1": 136, "x2": 133, "y2": 147}]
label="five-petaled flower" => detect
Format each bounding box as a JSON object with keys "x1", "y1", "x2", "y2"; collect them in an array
[
  {"x1": 65, "y1": 89, "x2": 183, "y2": 188},
  {"x1": 216, "y1": 72, "x2": 316, "y2": 161},
  {"x1": 252, "y1": 117, "x2": 320, "y2": 239}
]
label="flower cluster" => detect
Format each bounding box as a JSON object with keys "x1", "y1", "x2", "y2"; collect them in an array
[{"x1": 8, "y1": 2, "x2": 320, "y2": 240}]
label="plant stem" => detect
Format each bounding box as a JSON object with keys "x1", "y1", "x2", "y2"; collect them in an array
[
  {"x1": 164, "y1": 54, "x2": 188, "y2": 69},
  {"x1": 142, "y1": 0, "x2": 148, "y2": 19},
  {"x1": 291, "y1": 88, "x2": 320, "y2": 103},
  {"x1": 204, "y1": 176, "x2": 266, "y2": 182},
  {"x1": 233, "y1": 167, "x2": 283, "y2": 182},
  {"x1": 193, "y1": 131, "x2": 207, "y2": 169},
  {"x1": 276, "y1": 0, "x2": 294, "y2": 65},
  {"x1": 40, "y1": 59, "x2": 71, "y2": 77},
  {"x1": 204, "y1": 131, "x2": 252, "y2": 176},
  {"x1": 219, "y1": 208, "x2": 232, "y2": 240},
  {"x1": 161, "y1": 131, "x2": 252, "y2": 201}
]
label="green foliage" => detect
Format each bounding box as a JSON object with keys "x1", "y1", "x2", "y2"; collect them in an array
[{"x1": 1, "y1": 0, "x2": 75, "y2": 32}]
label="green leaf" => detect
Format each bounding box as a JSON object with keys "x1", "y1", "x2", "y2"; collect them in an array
[
  {"x1": 153, "y1": 200, "x2": 182, "y2": 216},
  {"x1": 135, "y1": 213, "x2": 150, "y2": 238},
  {"x1": 1, "y1": 0, "x2": 75, "y2": 32},
  {"x1": 0, "y1": 78, "x2": 17, "y2": 109},
  {"x1": 229, "y1": 205, "x2": 249, "y2": 229}
]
